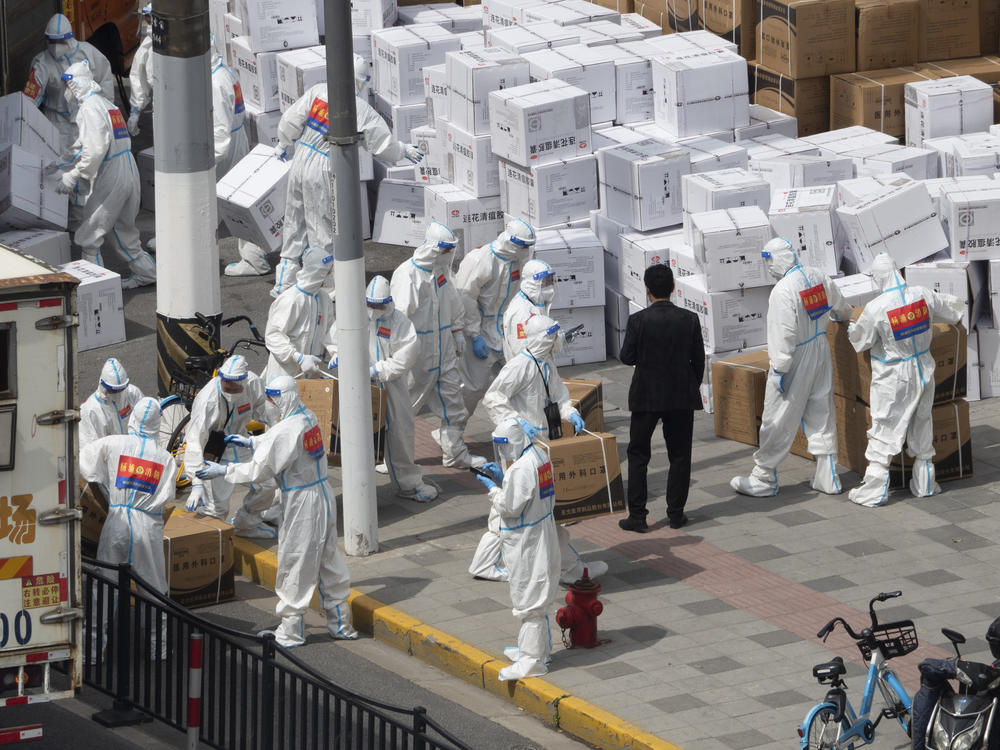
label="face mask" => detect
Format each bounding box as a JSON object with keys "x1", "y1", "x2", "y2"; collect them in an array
[
  {"x1": 102, "y1": 387, "x2": 126, "y2": 406},
  {"x1": 539, "y1": 285, "x2": 555, "y2": 305},
  {"x1": 50, "y1": 42, "x2": 73, "y2": 60}
]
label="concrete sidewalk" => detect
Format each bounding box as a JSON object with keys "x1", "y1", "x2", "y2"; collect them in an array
[{"x1": 231, "y1": 356, "x2": 1000, "y2": 750}]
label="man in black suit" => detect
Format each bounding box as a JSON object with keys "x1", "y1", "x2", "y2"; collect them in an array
[{"x1": 618, "y1": 265, "x2": 704, "y2": 532}]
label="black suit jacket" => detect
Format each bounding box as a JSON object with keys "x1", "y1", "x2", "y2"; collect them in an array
[{"x1": 619, "y1": 300, "x2": 705, "y2": 412}]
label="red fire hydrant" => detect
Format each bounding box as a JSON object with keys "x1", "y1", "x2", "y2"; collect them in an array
[{"x1": 555, "y1": 567, "x2": 603, "y2": 648}]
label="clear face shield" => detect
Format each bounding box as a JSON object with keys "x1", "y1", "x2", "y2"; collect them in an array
[
  {"x1": 219, "y1": 377, "x2": 245, "y2": 401},
  {"x1": 100, "y1": 381, "x2": 128, "y2": 405},
  {"x1": 492, "y1": 435, "x2": 519, "y2": 472}
]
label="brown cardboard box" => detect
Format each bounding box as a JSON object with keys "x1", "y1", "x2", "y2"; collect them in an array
[
  {"x1": 545, "y1": 432, "x2": 626, "y2": 523},
  {"x1": 983, "y1": 0, "x2": 1000, "y2": 54},
  {"x1": 916, "y1": 55, "x2": 1000, "y2": 85},
  {"x1": 634, "y1": 0, "x2": 699, "y2": 31},
  {"x1": 917, "y1": 0, "x2": 980, "y2": 61},
  {"x1": 590, "y1": 0, "x2": 636, "y2": 11},
  {"x1": 298, "y1": 378, "x2": 387, "y2": 465},
  {"x1": 80, "y1": 480, "x2": 108, "y2": 559},
  {"x1": 755, "y1": 0, "x2": 855, "y2": 78},
  {"x1": 712, "y1": 349, "x2": 770, "y2": 445},
  {"x1": 561, "y1": 378, "x2": 605, "y2": 436},
  {"x1": 701, "y1": 0, "x2": 756, "y2": 60},
  {"x1": 749, "y1": 63, "x2": 830, "y2": 136},
  {"x1": 162, "y1": 511, "x2": 235, "y2": 608},
  {"x1": 856, "y1": 0, "x2": 920, "y2": 70},
  {"x1": 993, "y1": 82, "x2": 1000, "y2": 120},
  {"x1": 830, "y1": 67, "x2": 940, "y2": 136}
]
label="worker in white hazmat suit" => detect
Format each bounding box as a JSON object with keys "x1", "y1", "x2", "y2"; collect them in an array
[
  {"x1": 23, "y1": 13, "x2": 114, "y2": 151},
  {"x1": 480, "y1": 315, "x2": 608, "y2": 584},
  {"x1": 55, "y1": 60, "x2": 156, "y2": 288},
  {"x1": 455, "y1": 218, "x2": 536, "y2": 415},
  {"x1": 263, "y1": 246, "x2": 335, "y2": 383},
  {"x1": 731, "y1": 237, "x2": 853, "y2": 497},
  {"x1": 269, "y1": 54, "x2": 424, "y2": 297},
  {"x1": 474, "y1": 418, "x2": 559, "y2": 681},
  {"x1": 79, "y1": 358, "x2": 145, "y2": 446},
  {"x1": 501, "y1": 259, "x2": 580, "y2": 361},
  {"x1": 328, "y1": 276, "x2": 439, "y2": 502},
  {"x1": 390, "y1": 221, "x2": 485, "y2": 469},
  {"x1": 847, "y1": 253, "x2": 965, "y2": 507},
  {"x1": 196, "y1": 375, "x2": 358, "y2": 647},
  {"x1": 182, "y1": 355, "x2": 275, "y2": 537},
  {"x1": 211, "y1": 48, "x2": 270, "y2": 277},
  {"x1": 127, "y1": 4, "x2": 153, "y2": 136}
]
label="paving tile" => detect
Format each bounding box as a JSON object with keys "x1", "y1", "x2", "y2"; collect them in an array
[
  {"x1": 918, "y1": 524, "x2": 994, "y2": 551},
  {"x1": 800, "y1": 575, "x2": 855, "y2": 593},
  {"x1": 452, "y1": 597, "x2": 507, "y2": 616},
  {"x1": 648, "y1": 693, "x2": 709, "y2": 716},
  {"x1": 680, "y1": 598, "x2": 737, "y2": 616},
  {"x1": 905, "y1": 569, "x2": 962, "y2": 587},
  {"x1": 613, "y1": 566, "x2": 667, "y2": 586},
  {"x1": 835, "y1": 539, "x2": 893, "y2": 556},
  {"x1": 747, "y1": 629, "x2": 801, "y2": 648},
  {"x1": 735, "y1": 544, "x2": 790, "y2": 562},
  {"x1": 756, "y1": 689, "x2": 812, "y2": 708},
  {"x1": 716, "y1": 728, "x2": 774, "y2": 749},
  {"x1": 691, "y1": 655, "x2": 744, "y2": 675},
  {"x1": 402, "y1": 549, "x2": 460, "y2": 566},
  {"x1": 772, "y1": 509, "x2": 825, "y2": 527}
]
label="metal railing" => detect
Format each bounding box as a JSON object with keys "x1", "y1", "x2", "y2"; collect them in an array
[{"x1": 83, "y1": 558, "x2": 471, "y2": 750}]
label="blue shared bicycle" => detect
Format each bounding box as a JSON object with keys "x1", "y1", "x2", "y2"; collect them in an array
[{"x1": 799, "y1": 591, "x2": 916, "y2": 749}]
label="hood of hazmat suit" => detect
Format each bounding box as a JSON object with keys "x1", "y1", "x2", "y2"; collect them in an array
[
  {"x1": 761, "y1": 236, "x2": 798, "y2": 280},
  {"x1": 524, "y1": 314, "x2": 560, "y2": 359},
  {"x1": 366, "y1": 274, "x2": 394, "y2": 320},
  {"x1": 354, "y1": 54, "x2": 371, "y2": 97}
]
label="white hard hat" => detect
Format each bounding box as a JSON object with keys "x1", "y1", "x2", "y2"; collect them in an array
[
  {"x1": 505, "y1": 217, "x2": 536, "y2": 248},
  {"x1": 99, "y1": 357, "x2": 130, "y2": 392}
]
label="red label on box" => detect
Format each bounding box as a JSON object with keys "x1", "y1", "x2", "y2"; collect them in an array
[
  {"x1": 799, "y1": 283, "x2": 831, "y2": 321},
  {"x1": 888, "y1": 299, "x2": 930, "y2": 341}
]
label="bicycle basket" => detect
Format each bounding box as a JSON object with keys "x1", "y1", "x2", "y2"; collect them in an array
[
  {"x1": 858, "y1": 620, "x2": 918, "y2": 661},
  {"x1": 168, "y1": 371, "x2": 200, "y2": 407}
]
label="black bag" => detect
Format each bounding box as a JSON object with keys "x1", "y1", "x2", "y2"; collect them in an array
[
  {"x1": 204, "y1": 430, "x2": 227, "y2": 462},
  {"x1": 530, "y1": 354, "x2": 562, "y2": 440}
]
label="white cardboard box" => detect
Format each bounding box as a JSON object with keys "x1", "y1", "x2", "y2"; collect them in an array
[
  {"x1": 523, "y1": 44, "x2": 617, "y2": 124},
  {"x1": 523, "y1": 0, "x2": 620, "y2": 26},
  {"x1": 489, "y1": 79, "x2": 592, "y2": 169},
  {"x1": 951, "y1": 139, "x2": 1000, "y2": 177},
  {"x1": 244, "y1": 101, "x2": 285, "y2": 151},
  {"x1": 374, "y1": 95, "x2": 429, "y2": 142},
  {"x1": 59, "y1": 260, "x2": 125, "y2": 351},
  {"x1": 590, "y1": 209, "x2": 629, "y2": 291},
  {"x1": 977, "y1": 327, "x2": 1000, "y2": 398},
  {"x1": 835, "y1": 174, "x2": 912, "y2": 207},
  {"x1": 0, "y1": 93, "x2": 60, "y2": 162},
  {"x1": 597, "y1": 139, "x2": 690, "y2": 231},
  {"x1": 618, "y1": 12, "x2": 663, "y2": 38},
  {"x1": 372, "y1": 25, "x2": 462, "y2": 106},
  {"x1": 904, "y1": 260, "x2": 973, "y2": 330},
  {"x1": 768, "y1": 186, "x2": 839, "y2": 276},
  {"x1": 576, "y1": 19, "x2": 644, "y2": 45},
  {"x1": 620, "y1": 228, "x2": 684, "y2": 303},
  {"x1": 674, "y1": 273, "x2": 770, "y2": 352},
  {"x1": 351, "y1": 0, "x2": 397, "y2": 33},
  {"x1": 500, "y1": 154, "x2": 598, "y2": 227},
  {"x1": 372, "y1": 179, "x2": 426, "y2": 246},
  {"x1": 410, "y1": 124, "x2": 447, "y2": 185},
  {"x1": 397, "y1": 4, "x2": 483, "y2": 32},
  {"x1": 689, "y1": 207, "x2": 773, "y2": 292},
  {"x1": 446, "y1": 48, "x2": 530, "y2": 136},
  {"x1": 551, "y1": 304, "x2": 606, "y2": 366},
  {"x1": 276, "y1": 46, "x2": 326, "y2": 112},
  {"x1": 675, "y1": 136, "x2": 748, "y2": 175},
  {"x1": 605, "y1": 284, "x2": 630, "y2": 330},
  {"x1": 0, "y1": 228, "x2": 70, "y2": 267},
  {"x1": 681, "y1": 168, "x2": 770, "y2": 243},
  {"x1": 940, "y1": 187, "x2": 1000, "y2": 262},
  {"x1": 603, "y1": 47, "x2": 653, "y2": 125},
  {"x1": 424, "y1": 64, "x2": 449, "y2": 127},
  {"x1": 241, "y1": 0, "x2": 318, "y2": 53},
  {"x1": 486, "y1": 23, "x2": 580, "y2": 54},
  {"x1": 669, "y1": 240, "x2": 700, "y2": 281},
  {"x1": 445, "y1": 118, "x2": 501, "y2": 197},
  {"x1": 990, "y1": 258, "x2": 1000, "y2": 329},
  {"x1": 968, "y1": 330, "x2": 981, "y2": 402},
  {"x1": 136, "y1": 147, "x2": 155, "y2": 212},
  {"x1": 801, "y1": 126, "x2": 897, "y2": 151},
  {"x1": 742, "y1": 133, "x2": 819, "y2": 160},
  {"x1": 592, "y1": 126, "x2": 647, "y2": 149},
  {"x1": 423, "y1": 182, "x2": 504, "y2": 258},
  {"x1": 223, "y1": 12, "x2": 244, "y2": 66},
  {"x1": 733, "y1": 104, "x2": 798, "y2": 141},
  {"x1": 832, "y1": 273, "x2": 879, "y2": 308},
  {"x1": 749, "y1": 154, "x2": 855, "y2": 190},
  {"x1": 904, "y1": 76, "x2": 993, "y2": 148},
  {"x1": 835, "y1": 180, "x2": 947, "y2": 272},
  {"x1": 216, "y1": 144, "x2": 290, "y2": 251},
  {"x1": 651, "y1": 48, "x2": 749, "y2": 138},
  {"x1": 534, "y1": 228, "x2": 605, "y2": 308},
  {"x1": 0, "y1": 144, "x2": 67, "y2": 230},
  {"x1": 481, "y1": 0, "x2": 546, "y2": 29},
  {"x1": 231, "y1": 36, "x2": 279, "y2": 111},
  {"x1": 844, "y1": 144, "x2": 939, "y2": 180}
]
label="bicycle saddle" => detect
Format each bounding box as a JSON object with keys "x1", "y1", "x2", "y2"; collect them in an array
[{"x1": 813, "y1": 656, "x2": 846, "y2": 682}]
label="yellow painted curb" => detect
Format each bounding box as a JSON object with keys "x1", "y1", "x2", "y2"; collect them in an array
[{"x1": 232, "y1": 538, "x2": 681, "y2": 750}]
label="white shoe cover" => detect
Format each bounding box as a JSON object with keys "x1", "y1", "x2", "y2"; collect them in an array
[
  {"x1": 498, "y1": 617, "x2": 550, "y2": 682},
  {"x1": 225, "y1": 260, "x2": 268, "y2": 277},
  {"x1": 260, "y1": 615, "x2": 305, "y2": 648},
  {"x1": 909, "y1": 458, "x2": 941, "y2": 498},
  {"x1": 375, "y1": 462, "x2": 389, "y2": 475},
  {"x1": 504, "y1": 646, "x2": 551, "y2": 664},
  {"x1": 811, "y1": 455, "x2": 843, "y2": 495},
  {"x1": 234, "y1": 523, "x2": 278, "y2": 540},
  {"x1": 327, "y1": 604, "x2": 359, "y2": 640},
  {"x1": 397, "y1": 482, "x2": 439, "y2": 503},
  {"x1": 261, "y1": 503, "x2": 282, "y2": 526},
  {"x1": 559, "y1": 559, "x2": 608, "y2": 585},
  {"x1": 849, "y1": 462, "x2": 891, "y2": 508},
  {"x1": 126, "y1": 252, "x2": 157, "y2": 286},
  {"x1": 730, "y1": 465, "x2": 779, "y2": 497}
]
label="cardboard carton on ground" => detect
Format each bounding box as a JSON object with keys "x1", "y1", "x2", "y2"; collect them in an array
[
  {"x1": 711, "y1": 349, "x2": 770, "y2": 445},
  {"x1": 351, "y1": 0, "x2": 399, "y2": 34},
  {"x1": 551, "y1": 305, "x2": 606, "y2": 366},
  {"x1": 748, "y1": 65, "x2": 830, "y2": 138},
  {"x1": 749, "y1": 154, "x2": 854, "y2": 191},
  {"x1": 544, "y1": 432, "x2": 625, "y2": 523},
  {"x1": 620, "y1": 229, "x2": 685, "y2": 305},
  {"x1": 650, "y1": 48, "x2": 749, "y2": 138},
  {"x1": 59, "y1": 260, "x2": 125, "y2": 351},
  {"x1": 754, "y1": 0, "x2": 855, "y2": 78},
  {"x1": 423, "y1": 183, "x2": 504, "y2": 258},
  {"x1": 445, "y1": 118, "x2": 501, "y2": 198},
  {"x1": 0, "y1": 228, "x2": 70, "y2": 267},
  {"x1": 163, "y1": 511, "x2": 235, "y2": 608},
  {"x1": 767, "y1": 186, "x2": 839, "y2": 276},
  {"x1": 856, "y1": 0, "x2": 920, "y2": 70},
  {"x1": 276, "y1": 45, "x2": 326, "y2": 112},
  {"x1": 524, "y1": 44, "x2": 618, "y2": 124},
  {"x1": 217, "y1": 144, "x2": 290, "y2": 252},
  {"x1": 829, "y1": 68, "x2": 939, "y2": 138},
  {"x1": 939, "y1": 187, "x2": 1000, "y2": 262},
  {"x1": 904, "y1": 77, "x2": 993, "y2": 148},
  {"x1": 597, "y1": 139, "x2": 690, "y2": 231},
  {"x1": 372, "y1": 25, "x2": 462, "y2": 106},
  {"x1": 675, "y1": 274, "x2": 771, "y2": 353},
  {"x1": 845, "y1": 144, "x2": 940, "y2": 180},
  {"x1": 680, "y1": 168, "x2": 771, "y2": 245},
  {"x1": 689, "y1": 206, "x2": 773, "y2": 292},
  {"x1": 533, "y1": 228, "x2": 605, "y2": 308},
  {"x1": 561, "y1": 378, "x2": 605, "y2": 436},
  {"x1": 500, "y1": 154, "x2": 598, "y2": 228},
  {"x1": 734, "y1": 104, "x2": 798, "y2": 141},
  {"x1": 917, "y1": 0, "x2": 980, "y2": 62},
  {"x1": 373, "y1": 179, "x2": 426, "y2": 246},
  {"x1": 135, "y1": 146, "x2": 156, "y2": 211},
  {"x1": 297, "y1": 378, "x2": 387, "y2": 465},
  {"x1": 231, "y1": 36, "x2": 279, "y2": 111},
  {"x1": 446, "y1": 48, "x2": 530, "y2": 136}
]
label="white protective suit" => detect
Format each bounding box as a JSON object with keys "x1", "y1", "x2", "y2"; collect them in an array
[
  {"x1": 502, "y1": 259, "x2": 558, "y2": 362},
  {"x1": 79, "y1": 358, "x2": 144, "y2": 446},
  {"x1": 58, "y1": 60, "x2": 156, "y2": 288},
  {"x1": 219, "y1": 375, "x2": 357, "y2": 647},
  {"x1": 127, "y1": 6, "x2": 153, "y2": 135},
  {"x1": 390, "y1": 222, "x2": 484, "y2": 469},
  {"x1": 270, "y1": 56, "x2": 423, "y2": 296},
  {"x1": 211, "y1": 53, "x2": 270, "y2": 277},
  {"x1": 456, "y1": 219, "x2": 535, "y2": 415},
  {"x1": 329, "y1": 276, "x2": 438, "y2": 501},
  {"x1": 23, "y1": 13, "x2": 114, "y2": 151},
  {"x1": 477, "y1": 419, "x2": 559, "y2": 681},
  {"x1": 479, "y1": 316, "x2": 605, "y2": 584},
  {"x1": 183, "y1": 356, "x2": 274, "y2": 536},
  {"x1": 263, "y1": 247, "x2": 335, "y2": 382},
  {"x1": 731, "y1": 238, "x2": 852, "y2": 497},
  {"x1": 847, "y1": 253, "x2": 964, "y2": 507}
]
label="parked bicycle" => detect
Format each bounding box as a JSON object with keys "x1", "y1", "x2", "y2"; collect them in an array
[
  {"x1": 799, "y1": 591, "x2": 915, "y2": 749},
  {"x1": 158, "y1": 312, "x2": 266, "y2": 486}
]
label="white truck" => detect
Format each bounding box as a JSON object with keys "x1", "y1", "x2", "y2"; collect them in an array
[{"x1": 0, "y1": 246, "x2": 82, "y2": 741}]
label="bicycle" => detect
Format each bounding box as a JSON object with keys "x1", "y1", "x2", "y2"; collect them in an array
[
  {"x1": 158, "y1": 312, "x2": 267, "y2": 486},
  {"x1": 799, "y1": 591, "x2": 916, "y2": 749}
]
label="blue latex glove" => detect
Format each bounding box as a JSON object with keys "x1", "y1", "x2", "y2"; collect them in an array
[
  {"x1": 482, "y1": 461, "x2": 503, "y2": 483},
  {"x1": 471, "y1": 335, "x2": 489, "y2": 360},
  {"x1": 475, "y1": 473, "x2": 498, "y2": 491},
  {"x1": 273, "y1": 144, "x2": 288, "y2": 162},
  {"x1": 569, "y1": 413, "x2": 586, "y2": 435},
  {"x1": 369, "y1": 364, "x2": 378, "y2": 379},
  {"x1": 327, "y1": 356, "x2": 338, "y2": 370},
  {"x1": 195, "y1": 461, "x2": 227, "y2": 480},
  {"x1": 225, "y1": 434, "x2": 253, "y2": 448},
  {"x1": 769, "y1": 369, "x2": 788, "y2": 395},
  {"x1": 517, "y1": 419, "x2": 540, "y2": 440}
]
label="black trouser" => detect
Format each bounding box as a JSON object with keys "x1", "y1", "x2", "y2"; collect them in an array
[{"x1": 626, "y1": 410, "x2": 693, "y2": 522}]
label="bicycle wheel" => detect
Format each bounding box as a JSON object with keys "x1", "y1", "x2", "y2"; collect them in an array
[
  {"x1": 878, "y1": 671, "x2": 912, "y2": 738},
  {"x1": 167, "y1": 413, "x2": 191, "y2": 489},
  {"x1": 806, "y1": 706, "x2": 846, "y2": 750},
  {"x1": 159, "y1": 399, "x2": 189, "y2": 451}
]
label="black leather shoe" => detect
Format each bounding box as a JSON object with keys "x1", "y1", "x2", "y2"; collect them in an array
[
  {"x1": 668, "y1": 514, "x2": 689, "y2": 530},
  {"x1": 618, "y1": 517, "x2": 649, "y2": 533}
]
